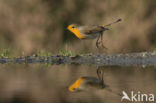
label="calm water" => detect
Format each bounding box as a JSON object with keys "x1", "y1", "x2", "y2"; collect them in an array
[{"x1": 0, "y1": 64, "x2": 155, "y2": 103}]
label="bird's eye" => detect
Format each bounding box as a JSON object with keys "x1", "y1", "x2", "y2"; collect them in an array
[{"x1": 72, "y1": 26, "x2": 75, "y2": 28}]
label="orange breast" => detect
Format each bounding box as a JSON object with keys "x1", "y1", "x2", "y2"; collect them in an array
[
  {"x1": 68, "y1": 27, "x2": 87, "y2": 39},
  {"x1": 68, "y1": 77, "x2": 85, "y2": 92},
  {"x1": 73, "y1": 29, "x2": 87, "y2": 39}
]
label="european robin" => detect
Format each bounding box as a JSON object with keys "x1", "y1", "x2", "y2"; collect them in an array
[
  {"x1": 67, "y1": 19, "x2": 122, "y2": 49},
  {"x1": 68, "y1": 67, "x2": 105, "y2": 92},
  {"x1": 68, "y1": 67, "x2": 121, "y2": 96},
  {"x1": 68, "y1": 76, "x2": 104, "y2": 92}
]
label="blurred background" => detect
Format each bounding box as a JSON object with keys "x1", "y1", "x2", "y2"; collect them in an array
[{"x1": 0, "y1": 0, "x2": 156, "y2": 103}]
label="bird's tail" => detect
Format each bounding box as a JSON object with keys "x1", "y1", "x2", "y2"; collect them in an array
[{"x1": 103, "y1": 19, "x2": 122, "y2": 27}]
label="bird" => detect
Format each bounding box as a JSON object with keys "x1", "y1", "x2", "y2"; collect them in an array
[
  {"x1": 68, "y1": 76, "x2": 105, "y2": 92},
  {"x1": 67, "y1": 19, "x2": 122, "y2": 49},
  {"x1": 68, "y1": 67, "x2": 121, "y2": 96}
]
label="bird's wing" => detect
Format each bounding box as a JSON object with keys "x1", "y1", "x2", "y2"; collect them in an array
[
  {"x1": 79, "y1": 26, "x2": 105, "y2": 35},
  {"x1": 84, "y1": 78, "x2": 103, "y2": 88}
]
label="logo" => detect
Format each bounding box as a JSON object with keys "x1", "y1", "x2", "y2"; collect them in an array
[{"x1": 121, "y1": 91, "x2": 154, "y2": 102}]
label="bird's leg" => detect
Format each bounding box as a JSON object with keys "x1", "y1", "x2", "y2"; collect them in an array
[
  {"x1": 97, "y1": 67, "x2": 101, "y2": 80},
  {"x1": 96, "y1": 35, "x2": 101, "y2": 49},
  {"x1": 97, "y1": 67, "x2": 122, "y2": 96},
  {"x1": 100, "y1": 33, "x2": 107, "y2": 50},
  {"x1": 97, "y1": 66, "x2": 104, "y2": 88},
  {"x1": 96, "y1": 33, "x2": 107, "y2": 51}
]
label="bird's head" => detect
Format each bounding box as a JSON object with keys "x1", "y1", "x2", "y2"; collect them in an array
[{"x1": 67, "y1": 24, "x2": 78, "y2": 32}]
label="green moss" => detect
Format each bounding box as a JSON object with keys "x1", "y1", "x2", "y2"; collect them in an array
[
  {"x1": 35, "y1": 51, "x2": 52, "y2": 57},
  {"x1": 32, "y1": 51, "x2": 53, "y2": 66},
  {"x1": 58, "y1": 50, "x2": 75, "y2": 56},
  {"x1": 1, "y1": 49, "x2": 10, "y2": 58}
]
